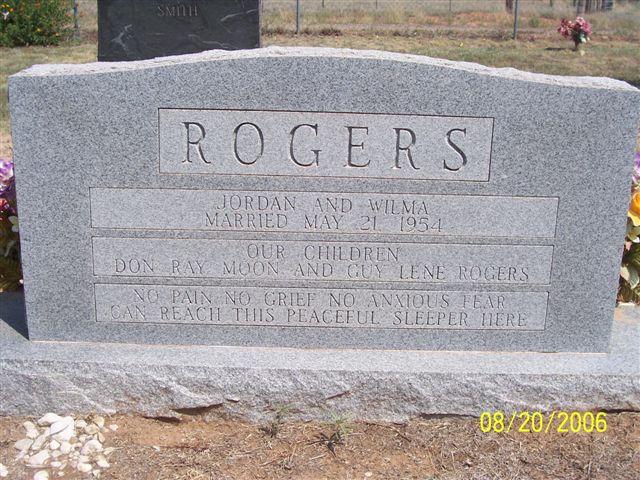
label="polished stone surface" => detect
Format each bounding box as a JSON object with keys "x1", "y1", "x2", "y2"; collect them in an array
[
  {"x1": 8, "y1": 47, "x2": 640, "y2": 351},
  {"x1": 97, "y1": 0, "x2": 260, "y2": 61}
]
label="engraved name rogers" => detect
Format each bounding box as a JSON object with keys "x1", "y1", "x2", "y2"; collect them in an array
[{"x1": 158, "y1": 109, "x2": 494, "y2": 180}]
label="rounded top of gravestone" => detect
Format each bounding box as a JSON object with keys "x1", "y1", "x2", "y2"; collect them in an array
[{"x1": 10, "y1": 46, "x2": 639, "y2": 92}]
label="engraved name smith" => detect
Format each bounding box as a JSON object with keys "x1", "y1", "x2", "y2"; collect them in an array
[{"x1": 159, "y1": 109, "x2": 494, "y2": 180}]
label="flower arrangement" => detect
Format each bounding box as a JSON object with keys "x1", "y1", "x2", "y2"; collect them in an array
[
  {"x1": 558, "y1": 16, "x2": 592, "y2": 52},
  {"x1": 0, "y1": 158, "x2": 22, "y2": 291},
  {"x1": 619, "y1": 152, "x2": 640, "y2": 303}
]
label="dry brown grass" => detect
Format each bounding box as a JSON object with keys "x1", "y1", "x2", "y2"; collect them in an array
[
  {"x1": 262, "y1": 0, "x2": 640, "y2": 37},
  {"x1": 1, "y1": 412, "x2": 638, "y2": 479},
  {"x1": 262, "y1": 29, "x2": 640, "y2": 85}
]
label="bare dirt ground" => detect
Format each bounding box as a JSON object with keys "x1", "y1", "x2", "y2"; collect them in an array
[{"x1": 0, "y1": 412, "x2": 638, "y2": 479}]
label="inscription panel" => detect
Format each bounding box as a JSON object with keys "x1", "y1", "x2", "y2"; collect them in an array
[
  {"x1": 158, "y1": 109, "x2": 494, "y2": 181},
  {"x1": 91, "y1": 188, "x2": 558, "y2": 238},
  {"x1": 92, "y1": 238, "x2": 553, "y2": 285},
  {"x1": 95, "y1": 284, "x2": 549, "y2": 330}
]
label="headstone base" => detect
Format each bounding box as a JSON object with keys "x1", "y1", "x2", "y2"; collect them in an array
[{"x1": 1, "y1": 292, "x2": 638, "y2": 421}]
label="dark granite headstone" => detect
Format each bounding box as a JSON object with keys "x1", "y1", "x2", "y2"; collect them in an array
[{"x1": 97, "y1": 0, "x2": 260, "y2": 61}]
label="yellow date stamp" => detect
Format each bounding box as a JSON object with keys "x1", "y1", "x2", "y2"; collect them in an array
[{"x1": 479, "y1": 411, "x2": 607, "y2": 433}]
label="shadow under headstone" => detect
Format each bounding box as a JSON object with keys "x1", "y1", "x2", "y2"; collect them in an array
[{"x1": 0, "y1": 290, "x2": 28, "y2": 339}]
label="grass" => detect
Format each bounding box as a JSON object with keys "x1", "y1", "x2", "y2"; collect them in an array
[
  {"x1": 262, "y1": 30, "x2": 640, "y2": 86},
  {"x1": 3, "y1": 412, "x2": 640, "y2": 480},
  {"x1": 1, "y1": 0, "x2": 639, "y2": 157},
  {"x1": 263, "y1": 0, "x2": 640, "y2": 36},
  {"x1": 0, "y1": 42, "x2": 97, "y2": 157}
]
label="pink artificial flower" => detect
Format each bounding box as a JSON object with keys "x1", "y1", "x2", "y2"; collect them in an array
[
  {"x1": 558, "y1": 18, "x2": 574, "y2": 37},
  {"x1": 575, "y1": 17, "x2": 592, "y2": 35},
  {"x1": 0, "y1": 158, "x2": 13, "y2": 193}
]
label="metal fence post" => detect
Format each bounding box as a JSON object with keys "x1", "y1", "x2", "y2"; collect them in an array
[
  {"x1": 73, "y1": 0, "x2": 79, "y2": 40},
  {"x1": 512, "y1": 0, "x2": 520, "y2": 40},
  {"x1": 296, "y1": 0, "x2": 300, "y2": 34}
]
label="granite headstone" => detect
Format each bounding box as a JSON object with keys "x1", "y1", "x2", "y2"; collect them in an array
[
  {"x1": 8, "y1": 47, "x2": 640, "y2": 353},
  {"x1": 97, "y1": 0, "x2": 260, "y2": 61}
]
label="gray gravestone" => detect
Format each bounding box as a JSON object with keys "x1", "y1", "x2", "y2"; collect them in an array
[
  {"x1": 8, "y1": 48, "x2": 640, "y2": 353},
  {"x1": 97, "y1": 0, "x2": 260, "y2": 61}
]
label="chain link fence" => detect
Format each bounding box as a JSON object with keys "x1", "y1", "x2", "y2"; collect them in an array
[
  {"x1": 70, "y1": 0, "x2": 638, "y2": 40},
  {"x1": 262, "y1": 0, "x2": 621, "y2": 15},
  {"x1": 259, "y1": 0, "x2": 637, "y2": 36}
]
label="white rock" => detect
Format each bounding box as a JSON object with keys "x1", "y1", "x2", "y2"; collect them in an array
[
  {"x1": 75, "y1": 420, "x2": 87, "y2": 429},
  {"x1": 33, "y1": 471, "x2": 49, "y2": 480},
  {"x1": 49, "y1": 440, "x2": 60, "y2": 450},
  {"x1": 50, "y1": 416, "x2": 74, "y2": 433},
  {"x1": 54, "y1": 427, "x2": 74, "y2": 443},
  {"x1": 77, "y1": 463, "x2": 92, "y2": 473},
  {"x1": 97, "y1": 433, "x2": 105, "y2": 443},
  {"x1": 108, "y1": 424, "x2": 118, "y2": 432},
  {"x1": 103, "y1": 447, "x2": 115, "y2": 456},
  {"x1": 77, "y1": 455, "x2": 90, "y2": 464},
  {"x1": 23, "y1": 420, "x2": 36, "y2": 430},
  {"x1": 38, "y1": 413, "x2": 63, "y2": 426},
  {"x1": 51, "y1": 461, "x2": 62, "y2": 468},
  {"x1": 93, "y1": 416, "x2": 105, "y2": 429},
  {"x1": 51, "y1": 450, "x2": 63, "y2": 458},
  {"x1": 50, "y1": 417, "x2": 75, "y2": 442},
  {"x1": 28, "y1": 449, "x2": 51, "y2": 467},
  {"x1": 32, "y1": 434, "x2": 48, "y2": 450},
  {"x1": 84, "y1": 425, "x2": 99, "y2": 435},
  {"x1": 95, "y1": 455, "x2": 110, "y2": 469},
  {"x1": 15, "y1": 438, "x2": 34, "y2": 451},
  {"x1": 59, "y1": 442, "x2": 72, "y2": 454},
  {"x1": 26, "y1": 427, "x2": 40, "y2": 439},
  {"x1": 57, "y1": 473, "x2": 64, "y2": 477},
  {"x1": 0, "y1": 463, "x2": 7, "y2": 478}
]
